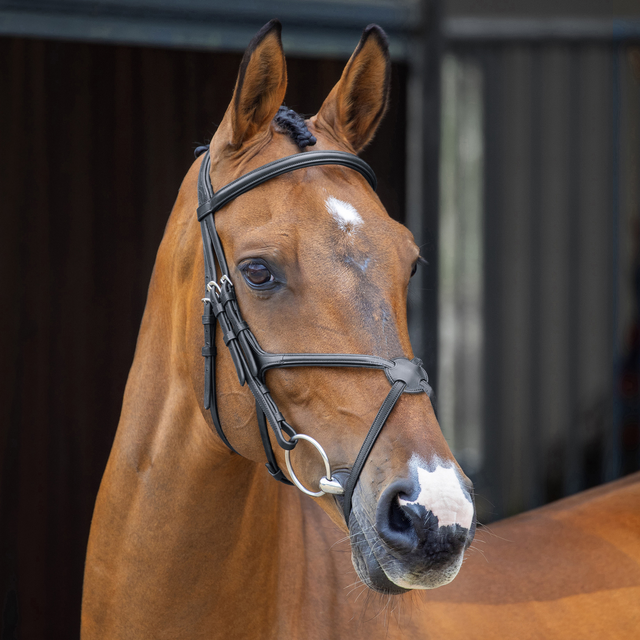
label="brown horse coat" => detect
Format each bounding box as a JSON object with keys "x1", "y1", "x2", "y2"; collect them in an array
[
  {"x1": 81, "y1": 20, "x2": 640, "y2": 639},
  {"x1": 424, "y1": 472, "x2": 640, "y2": 638}
]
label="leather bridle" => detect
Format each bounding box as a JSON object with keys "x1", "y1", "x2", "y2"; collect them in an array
[{"x1": 196, "y1": 148, "x2": 433, "y2": 524}]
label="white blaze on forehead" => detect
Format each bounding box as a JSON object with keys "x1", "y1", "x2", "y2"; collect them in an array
[
  {"x1": 325, "y1": 196, "x2": 363, "y2": 232},
  {"x1": 399, "y1": 465, "x2": 474, "y2": 529}
]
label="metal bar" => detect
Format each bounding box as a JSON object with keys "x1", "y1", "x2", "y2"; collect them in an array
[
  {"x1": 0, "y1": 0, "x2": 418, "y2": 58},
  {"x1": 3, "y1": 4, "x2": 640, "y2": 57},
  {"x1": 445, "y1": 18, "x2": 640, "y2": 43},
  {"x1": 564, "y1": 44, "x2": 582, "y2": 497},
  {"x1": 608, "y1": 44, "x2": 623, "y2": 481},
  {"x1": 527, "y1": 43, "x2": 544, "y2": 510},
  {"x1": 0, "y1": 0, "x2": 414, "y2": 30},
  {"x1": 636, "y1": 58, "x2": 640, "y2": 476},
  {"x1": 406, "y1": 0, "x2": 441, "y2": 388},
  {"x1": 0, "y1": 10, "x2": 411, "y2": 58},
  {"x1": 480, "y1": 45, "x2": 505, "y2": 522}
]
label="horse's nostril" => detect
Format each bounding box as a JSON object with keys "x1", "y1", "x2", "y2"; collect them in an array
[
  {"x1": 388, "y1": 495, "x2": 413, "y2": 533},
  {"x1": 376, "y1": 476, "x2": 475, "y2": 565}
]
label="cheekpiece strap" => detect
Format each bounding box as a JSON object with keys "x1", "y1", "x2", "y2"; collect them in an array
[{"x1": 257, "y1": 403, "x2": 294, "y2": 486}]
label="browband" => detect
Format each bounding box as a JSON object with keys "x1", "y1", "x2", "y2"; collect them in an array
[{"x1": 197, "y1": 150, "x2": 377, "y2": 221}]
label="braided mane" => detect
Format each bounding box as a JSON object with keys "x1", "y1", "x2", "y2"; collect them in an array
[
  {"x1": 273, "y1": 106, "x2": 317, "y2": 148},
  {"x1": 195, "y1": 106, "x2": 316, "y2": 158}
]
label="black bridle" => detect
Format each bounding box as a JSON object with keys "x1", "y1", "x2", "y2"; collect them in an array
[{"x1": 197, "y1": 148, "x2": 433, "y2": 523}]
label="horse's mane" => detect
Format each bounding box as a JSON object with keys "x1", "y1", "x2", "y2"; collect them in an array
[
  {"x1": 195, "y1": 106, "x2": 315, "y2": 158},
  {"x1": 273, "y1": 106, "x2": 317, "y2": 148}
]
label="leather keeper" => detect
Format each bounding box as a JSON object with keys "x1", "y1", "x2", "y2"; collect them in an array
[
  {"x1": 222, "y1": 330, "x2": 237, "y2": 346},
  {"x1": 265, "y1": 463, "x2": 294, "y2": 486},
  {"x1": 197, "y1": 199, "x2": 214, "y2": 220},
  {"x1": 211, "y1": 299, "x2": 225, "y2": 317},
  {"x1": 219, "y1": 287, "x2": 236, "y2": 305},
  {"x1": 229, "y1": 316, "x2": 249, "y2": 333}
]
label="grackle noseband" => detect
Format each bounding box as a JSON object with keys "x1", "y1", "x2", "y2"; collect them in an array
[{"x1": 196, "y1": 148, "x2": 433, "y2": 524}]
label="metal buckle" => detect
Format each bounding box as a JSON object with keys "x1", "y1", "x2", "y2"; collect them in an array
[
  {"x1": 206, "y1": 280, "x2": 221, "y2": 294},
  {"x1": 284, "y1": 434, "x2": 344, "y2": 497},
  {"x1": 203, "y1": 280, "x2": 221, "y2": 304}
]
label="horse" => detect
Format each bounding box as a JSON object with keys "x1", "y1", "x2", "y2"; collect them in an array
[
  {"x1": 81, "y1": 20, "x2": 640, "y2": 639},
  {"x1": 81, "y1": 20, "x2": 476, "y2": 639}
]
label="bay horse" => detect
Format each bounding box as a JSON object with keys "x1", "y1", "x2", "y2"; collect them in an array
[
  {"x1": 82, "y1": 20, "x2": 476, "y2": 639},
  {"x1": 81, "y1": 19, "x2": 640, "y2": 639}
]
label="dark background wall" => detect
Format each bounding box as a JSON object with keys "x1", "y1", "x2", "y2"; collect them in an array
[
  {"x1": 0, "y1": 37, "x2": 407, "y2": 639},
  {"x1": 437, "y1": 39, "x2": 640, "y2": 523}
]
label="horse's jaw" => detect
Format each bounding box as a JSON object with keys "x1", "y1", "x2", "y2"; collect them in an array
[{"x1": 349, "y1": 513, "x2": 409, "y2": 594}]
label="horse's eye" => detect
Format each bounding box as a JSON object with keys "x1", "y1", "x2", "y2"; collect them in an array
[
  {"x1": 241, "y1": 262, "x2": 275, "y2": 288},
  {"x1": 410, "y1": 256, "x2": 426, "y2": 278}
]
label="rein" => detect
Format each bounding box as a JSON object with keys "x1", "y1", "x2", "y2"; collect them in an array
[{"x1": 197, "y1": 148, "x2": 433, "y2": 523}]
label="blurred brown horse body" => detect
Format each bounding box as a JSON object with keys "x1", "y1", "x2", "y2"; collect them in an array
[
  {"x1": 429, "y1": 472, "x2": 640, "y2": 639},
  {"x1": 81, "y1": 20, "x2": 640, "y2": 640}
]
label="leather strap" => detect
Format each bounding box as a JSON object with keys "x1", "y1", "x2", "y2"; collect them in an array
[
  {"x1": 342, "y1": 380, "x2": 406, "y2": 524},
  {"x1": 255, "y1": 352, "x2": 392, "y2": 374},
  {"x1": 257, "y1": 403, "x2": 293, "y2": 485},
  {"x1": 197, "y1": 150, "x2": 377, "y2": 221}
]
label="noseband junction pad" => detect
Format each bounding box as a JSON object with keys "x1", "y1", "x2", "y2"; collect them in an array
[{"x1": 384, "y1": 358, "x2": 429, "y2": 393}]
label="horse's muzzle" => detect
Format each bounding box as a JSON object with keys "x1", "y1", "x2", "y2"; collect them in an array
[{"x1": 348, "y1": 470, "x2": 476, "y2": 593}]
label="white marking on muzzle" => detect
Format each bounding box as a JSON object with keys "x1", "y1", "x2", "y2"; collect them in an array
[
  {"x1": 325, "y1": 196, "x2": 363, "y2": 233},
  {"x1": 399, "y1": 464, "x2": 474, "y2": 529},
  {"x1": 389, "y1": 553, "x2": 464, "y2": 590}
]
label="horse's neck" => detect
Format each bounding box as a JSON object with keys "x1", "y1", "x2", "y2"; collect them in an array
[
  {"x1": 83, "y1": 274, "x2": 300, "y2": 634},
  {"x1": 83, "y1": 316, "x2": 400, "y2": 638},
  {"x1": 83, "y1": 200, "x2": 418, "y2": 638}
]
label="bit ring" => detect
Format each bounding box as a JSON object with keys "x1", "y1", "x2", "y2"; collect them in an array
[{"x1": 284, "y1": 434, "x2": 343, "y2": 497}]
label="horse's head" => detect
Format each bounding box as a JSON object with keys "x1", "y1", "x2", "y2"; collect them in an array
[{"x1": 190, "y1": 20, "x2": 475, "y2": 594}]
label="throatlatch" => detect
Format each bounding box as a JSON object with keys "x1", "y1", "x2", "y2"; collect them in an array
[{"x1": 196, "y1": 148, "x2": 433, "y2": 523}]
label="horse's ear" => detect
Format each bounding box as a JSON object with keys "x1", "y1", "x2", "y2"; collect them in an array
[
  {"x1": 223, "y1": 19, "x2": 287, "y2": 148},
  {"x1": 314, "y1": 24, "x2": 390, "y2": 153}
]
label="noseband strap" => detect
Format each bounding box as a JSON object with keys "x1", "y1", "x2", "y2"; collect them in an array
[{"x1": 196, "y1": 148, "x2": 433, "y2": 524}]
